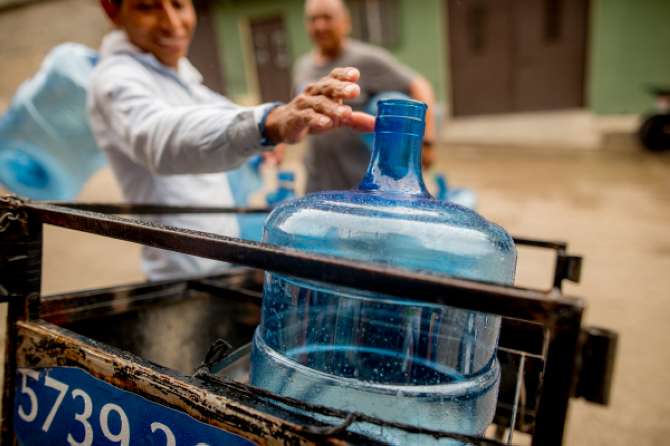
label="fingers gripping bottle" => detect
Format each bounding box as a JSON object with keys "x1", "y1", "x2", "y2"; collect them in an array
[{"x1": 251, "y1": 99, "x2": 516, "y2": 444}]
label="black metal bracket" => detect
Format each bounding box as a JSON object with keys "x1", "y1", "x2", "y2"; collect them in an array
[
  {"x1": 554, "y1": 254, "x2": 582, "y2": 289},
  {"x1": 574, "y1": 326, "x2": 618, "y2": 405}
]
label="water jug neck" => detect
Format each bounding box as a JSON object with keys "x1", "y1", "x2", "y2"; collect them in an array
[{"x1": 358, "y1": 99, "x2": 430, "y2": 197}]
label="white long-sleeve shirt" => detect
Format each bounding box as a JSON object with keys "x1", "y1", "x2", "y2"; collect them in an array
[{"x1": 88, "y1": 31, "x2": 276, "y2": 280}]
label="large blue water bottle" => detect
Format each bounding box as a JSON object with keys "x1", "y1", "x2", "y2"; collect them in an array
[
  {"x1": 0, "y1": 43, "x2": 104, "y2": 200},
  {"x1": 434, "y1": 173, "x2": 478, "y2": 210},
  {"x1": 250, "y1": 99, "x2": 516, "y2": 444},
  {"x1": 237, "y1": 169, "x2": 296, "y2": 242},
  {"x1": 265, "y1": 170, "x2": 295, "y2": 206}
]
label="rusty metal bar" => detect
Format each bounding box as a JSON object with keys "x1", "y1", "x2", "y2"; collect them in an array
[
  {"x1": 0, "y1": 196, "x2": 42, "y2": 445},
  {"x1": 531, "y1": 307, "x2": 584, "y2": 446},
  {"x1": 197, "y1": 371, "x2": 510, "y2": 446},
  {"x1": 52, "y1": 202, "x2": 583, "y2": 292},
  {"x1": 49, "y1": 203, "x2": 270, "y2": 215},
  {"x1": 22, "y1": 200, "x2": 583, "y2": 326}
]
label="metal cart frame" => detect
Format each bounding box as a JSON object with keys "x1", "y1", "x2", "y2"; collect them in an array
[{"x1": 0, "y1": 196, "x2": 616, "y2": 445}]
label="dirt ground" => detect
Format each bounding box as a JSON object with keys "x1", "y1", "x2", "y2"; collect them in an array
[{"x1": 2, "y1": 142, "x2": 669, "y2": 445}]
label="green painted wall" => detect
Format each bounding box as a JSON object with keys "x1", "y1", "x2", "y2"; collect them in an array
[
  {"x1": 214, "y1": 0, "x2": 670, "y2": 115},
  {"x1": 392, "y1": 0, "x2": 447, "y2": 104},
  {"x1": 214, "y1": 0, "x2": 309, "y2": 103},
  {"x1": 213, "y1": 0, "x2": 449, "y2": 105},
  {"x1": 588, "y1": 0, "x2": 670, "y2": 114}
]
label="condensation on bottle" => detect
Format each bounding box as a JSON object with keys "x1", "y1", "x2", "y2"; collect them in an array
[{"x1": 250, "y1": 99, "x2": 517, "y2": 444}]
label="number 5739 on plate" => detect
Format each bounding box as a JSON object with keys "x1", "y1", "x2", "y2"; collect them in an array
[{"x1": 14, "y1": 367, "x2": 255, "y2": 446}]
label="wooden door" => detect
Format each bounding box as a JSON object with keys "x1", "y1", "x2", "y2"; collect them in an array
[
  {"x1": 189, "y1": 0, "x2": 226, "y2": 94},
  {"x1": 447, "y1": 0, "x2": 514, "y2": 116},
  {"x1": 447, "y1": 0, "x2": 589, "y2": 117},
  {"x1": 250, "y1": 15, "x2": 292, "y2": 103}
]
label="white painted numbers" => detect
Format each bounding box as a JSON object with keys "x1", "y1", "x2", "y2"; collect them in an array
[
  {"x1": 17, "y1": 369, "x2": 40, "y2": 423},
  {"x1": 16, "y1": 370, "x2": 211, "y2": 446},
  {"x1": 67, "y1": 389, "x2": 93, "y2": 446}
]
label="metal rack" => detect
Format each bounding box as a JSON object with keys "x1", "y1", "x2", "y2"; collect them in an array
[{"x1": 0, "y1": 195, "x2": 617, "y2": 445}]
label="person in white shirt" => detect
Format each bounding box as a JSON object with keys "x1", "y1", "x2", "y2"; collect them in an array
[{"x1": 89, "y1": 0, "x2": 374, "y2": 280}]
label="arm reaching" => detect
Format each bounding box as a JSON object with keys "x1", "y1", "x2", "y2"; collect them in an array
[
  {"x1": 264, "y1": 67, "x2": 375, "y2": 144},
  {"x1": 90, "y1": 66, "x2": 271, "y2": 175}
]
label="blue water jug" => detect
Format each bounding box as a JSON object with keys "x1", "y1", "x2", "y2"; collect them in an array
[
  {"x1": 265, "y1": 170, "x2": 295, "y2": 206},
  {"x1": 360, "y1": 91, "x2": 410, "y2": 151},
  {"x1": 0, "y1": 43, "x2": 105, "y2": 200},
  {"x1": 237, "y1": 169, "x2": 296, "y2": 242},
  {"x1": 434, "y1": 173, "x2": 478, "y2": 210},
  {"x1": 250, "y1": 99, "x2": 516, "y2": 444}
]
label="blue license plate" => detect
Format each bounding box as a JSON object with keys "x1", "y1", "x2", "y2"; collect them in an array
[{"x1": 14, "y1": 367, "x2": 256, "y2": 446}]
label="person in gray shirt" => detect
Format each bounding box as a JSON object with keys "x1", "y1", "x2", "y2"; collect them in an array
[{"x1": 295, "y1": 0, "x2": 436, "y2": 193}]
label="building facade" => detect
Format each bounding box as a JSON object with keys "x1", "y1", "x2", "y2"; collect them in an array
[{"x1": 199, "y1": 0, "x2": 670, "y2": 117}]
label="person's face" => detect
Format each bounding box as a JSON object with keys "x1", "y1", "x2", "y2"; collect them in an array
[
  {"x1": 112, "y1": 0, "x2": 196, "y2": 68},
  {"x1": 305, "y1": 0, "x2": 350, "y2": 54}
]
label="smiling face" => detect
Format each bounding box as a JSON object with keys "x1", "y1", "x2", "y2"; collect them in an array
[
  {"x1": 110, "y1": 0, "x2": 196, "y2": 68},
  {"x1": 304, "y1": 0, "x2": 350, "y2": 58}
]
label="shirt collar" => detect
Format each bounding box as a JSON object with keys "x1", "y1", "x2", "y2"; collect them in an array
[{"x1": 99, "y1": 30, "x2": 203, "y2": 85}]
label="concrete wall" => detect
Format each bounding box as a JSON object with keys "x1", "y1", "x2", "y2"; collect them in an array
[{"x1": 587, "y1": 0, "x2": 670, "y2": 114}]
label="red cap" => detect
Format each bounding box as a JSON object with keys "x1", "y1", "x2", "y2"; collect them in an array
[{"x1": 100, "y1": 0, "x2": 119, "y2": 19}]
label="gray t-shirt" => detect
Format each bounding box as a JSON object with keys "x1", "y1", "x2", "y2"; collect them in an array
[{"x1": 293, "y1": 40, "x2": 416, "y2": 193}]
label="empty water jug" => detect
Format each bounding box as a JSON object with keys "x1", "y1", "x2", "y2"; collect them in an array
[
  {"x1": 250, "y1": 99, "x2": 516, "y2": 444},
  {"x1": 0, "y1": 43, "x2": 105, "y2": 200},
  {"x1": 265, "y1": 170, "x2": 295, "y2": 206},
  {"x1": 434, "y1": 173, "x2": 478, "y2": 210},
  {"x1": 237, "y1": 169, "x2": 296, "y2": 242}
]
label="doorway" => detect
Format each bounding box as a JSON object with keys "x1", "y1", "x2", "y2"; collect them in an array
[
  {"x1": 447, "y1": 0, "x2": 589, "y2": 117},
  {"x1": 249, "y1": 15, "x2": 293, "y2": 103},
  {"x1": 189, "y1": 0, "x2": 226, "y2": 94}
]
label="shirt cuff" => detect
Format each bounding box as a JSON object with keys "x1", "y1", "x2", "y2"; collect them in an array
[{"x1": 254, "y1": 102, "x2": 283, "y2": 147}]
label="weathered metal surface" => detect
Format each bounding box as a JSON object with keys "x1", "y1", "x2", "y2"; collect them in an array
[
  {"x1": 40, "y1": 269, "x2": 263, "y2": 324},
  {"x1": 23, "y1": 200, "x2": 584, "y2": 325},
  {"x1": 197, "y1": 371, "x2": 510, "y2": 446},
  {"x1": 15, "y1": 320, "x2": 376, "y2": 445},
  {"x1": 50, "y1": 202, "x2": 271, "y2": 215},
  {"x1": 15, "y1": 320, "x2": 512, "y2": 446},
  {"x1": 40, "y1": 281, "x2": 189, "y2": 324},
  {"x1": 532, "y1": 312, "x2": 583, "y2": 446},
  {"x1": 0, "y1": 195, "x2": 43, "y2": 445}
]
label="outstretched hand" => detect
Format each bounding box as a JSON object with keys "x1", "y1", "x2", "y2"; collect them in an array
[{"x1": 263, "y1": 67, "x2": 375, "y2": 144}]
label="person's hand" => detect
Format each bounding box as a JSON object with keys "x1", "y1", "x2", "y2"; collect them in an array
[
  {"x1": 264, "y1": 67, "x2": 375, "y2": 144},
  {"x1": 422, "y1": 142, "x2": 436, "y2": 170}
]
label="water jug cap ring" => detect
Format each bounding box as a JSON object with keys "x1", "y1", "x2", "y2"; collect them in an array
[{"x1": 377, "y1": 99, "x2": 427, "y2": 120}]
